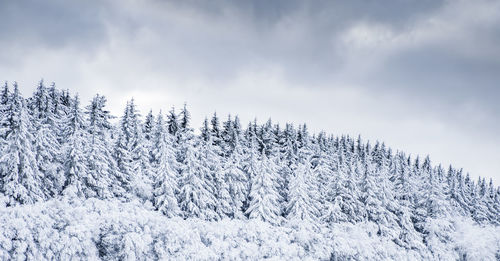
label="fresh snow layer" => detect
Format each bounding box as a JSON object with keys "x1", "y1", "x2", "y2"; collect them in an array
[{"x1": 1, "y1": 197, "x2": 499, "y2": 261}]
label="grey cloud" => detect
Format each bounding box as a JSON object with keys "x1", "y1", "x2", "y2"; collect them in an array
[
  {"x1": 0, "y1": 0, "x2": 110, "y2": 50},
  {"x1": 0, "y1": 0, "x2": 499, "y2": 181},
  {"x1": 1, "y1": 0, "x2": 447, "y2": 85}
]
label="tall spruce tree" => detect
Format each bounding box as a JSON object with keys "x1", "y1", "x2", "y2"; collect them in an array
[
  {"x1": 0, "y1": 82, "x2": 10, "y2": 139},
  {"x1": 30, "y1": 80, "x2": 64, "y2": 198},
  {"x1": 85, "y1": 95, "x2": 116, "y2": 199},
  {"x1": 143, "y1": 110, "x2": 155, "y2": 163},
  {"x1": 178, "y1": 137, "x2": 217, "y2": 220},
  {"x1": 392, "y1": 153, "x2": 423, "y2": 249},
  {"x1": 222, "y1": 126, "x2": 248, "y2": 219},
  {"x1": 61, "y1": 96, "x2": 89, "y2": 198},
  {"x1": 0, "y1": 84, "x2": 44, "y2": 205},
  {"x1": 277, "y1": 123, "x2": 297, "y2": 216},
  {"x1": 176, "y1": 104, "x2": 194, "y2": 165},
  {"x1": 199, "y1": 133, "x2": 230, "y2": 219},
  {"x1": 114, "y1": 99, "x2": 152, "y2": 200},
  {"x1": 152, "y1": 112, "x2": 180, "y2": 217},
  {"x1": 286, "y1": 156, "x2": 320, "y2": 225},
  {"x1": 246, "y1": 149, "x2": 282, "y2": 225},
  {"x1": 166, "y1": 106, "x2": 179, "y2": 137}
]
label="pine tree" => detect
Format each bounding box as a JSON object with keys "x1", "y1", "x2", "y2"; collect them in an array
[
  {"x1": 178, "y1": 138, "x2": 217, "y2": 220},
  {"x1": 330, "y1": 156, "x2": 363, "y2": 223},
  {"x1": 277, "y1": 123, "x2": 297, "y2": 216},
  {"x1": 0, "y1": 82, "x2": 9, "y2": 192},
  {"x1": 425, "y1": 165, "x2": 449, "y2": 219},
  {"x1": 48, "y1": 83, "x2": 70, "y2": 146},
  {"x1": 143, "y1": 110, "x2": 155, "y2": 163},
  {"x1": 61, "y1": 96, "x2": 89, "y2": 198},
  {"x1": 447, "y1": 167, "x2": 468, "y2": 215},
  {"x1": 233, "y1": 115, "x2": 243, "y2": 142},
  {"x1": 179, "y1": 103, "x2": 190, "y2": 130},
  {"x1": 152, "y1": 112, "x2": 180, "y2": 217},
  {"x1": 210, "y1": 112, "x2": 222, "y2": 147},
  {"x1": 166, "y1": 106, "x2": 179, "y2": 137},
  {"x1": 114, "y1": 131, "x2": 134, "y2": 193},
  {"x1": 221, "y1": 114, "x2": 235, "y2": 155},
  {"x1": 200, "y1": 117, "x2": 210, "y2": 142},
  {"x1": 360, "y1": 161, "x2": 383, "y2": 223},
  {"x1": 0, "y1": 82, "x2": 9, "y2": 105},
  {"x1": 0, "y1": 82, "x2": 11, "y2": 139},
  {"x1": 143, "y1": 110, "x2": 155, "y2": 142},
  {"x1": 258, "y1": 119, "x2": 277, "y2": 157},
  {"x1": 85, "y1": 95, "x2": 116, "y2": 199},
  {"x1": 223, "y1": 132, "x2": 248, "y2": 219},
  {"x1": 321, "y1": 151, "x2": 345, "y2": 224},
  {"x1": 114, "y1": 99, "x2": 152, "y2": 200},
  {"x1": 286, "y1": 156, "x2": 320, "y2": 225},
  {"x1": 314, "y1": 145, "x2": 336, "y2": 220},
  {"x1": 199, "y1": 134, "x2": 230, "y2": 219},
  {"x1": 0, "y1": 84, "x2": 44, "y2": 205},
  {"x1": 413, "y1": 156, "x2": 432, "y2": 232},
  {"x1": 392, "y1": 153, "x2": 422, "y2": 248},
  {"x1": 494, "y1": 187, "x2": 500, "y2": 224},
  {"x1": 246, "y1": 150, "x2": 282, "y2": 225},
  {"x1": 30, "y1": 80, "x2": 64, "y2": 198},
  {"x1": 471, "y1": 179, "x2": 490, "y2": 224},
  {"x1": 176, "y1": 104, "x2": 194, "y2": 164},
  {"x1": 485, "y1": 179, "x2": 499, "y2": 224},
  {"x1": 460, "y1": 172, "x2": 474, "y2": 214}
]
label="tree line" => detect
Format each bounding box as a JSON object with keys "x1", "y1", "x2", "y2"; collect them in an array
[{"x1": 0, "y1": 81, "x2": 499, "y2": 249}]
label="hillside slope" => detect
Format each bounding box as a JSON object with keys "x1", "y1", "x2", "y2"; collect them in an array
[{"x1": 0, "y1": 81, "x2": 499, "y2": 260}]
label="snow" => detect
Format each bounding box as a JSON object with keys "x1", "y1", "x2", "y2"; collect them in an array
[{"x1": 0, "y1": 198, "x2": 499, "y2": 260}]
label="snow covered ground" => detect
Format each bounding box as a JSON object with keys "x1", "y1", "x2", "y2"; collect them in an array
[{"x1": 1, "y1": 197, "x2": 499, "y2": 260}]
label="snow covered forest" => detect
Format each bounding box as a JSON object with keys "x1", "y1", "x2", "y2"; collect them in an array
[{"x1": 1, "y1": 81, "x2": 500, "y2": 260}]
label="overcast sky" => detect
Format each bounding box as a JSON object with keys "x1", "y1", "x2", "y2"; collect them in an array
[{"x1": 1, "y1": 0, "x2": 499, "y2": 182}]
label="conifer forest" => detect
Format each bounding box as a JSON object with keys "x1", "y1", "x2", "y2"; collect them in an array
[{"x1": 0, "y1": 81, "x2": 499, "y2": 260}]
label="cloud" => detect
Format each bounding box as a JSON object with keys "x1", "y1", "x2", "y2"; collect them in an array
[{"x1": 0, "y1": 0, "x2": 499, "y2": 181}]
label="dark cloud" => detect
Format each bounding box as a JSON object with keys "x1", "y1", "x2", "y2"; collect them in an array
[
  {"x1": 0, "y1": 0, "x2": 110, "y2": 50},
  {"x1": 0, "y1": 0, "x2": 499, "y2": 181}
]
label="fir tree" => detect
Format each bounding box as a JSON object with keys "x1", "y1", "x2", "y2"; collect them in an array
[
  {"x1": 246, "y1": 150, "x2": 282, "y2": 225},
  {"x1": 166, "y1": 106, "x2": 179, "y2": 137},
  {"x1": 223, "y1": 132, "x2": 248, "y2": 218},
  {"x1": 277, "y1": 123, "x2": 297, "y2": 215},
  {"x1": 471, "y1": 180, "x2": 490, "y2": 224},
  {"x1": 360, "y1": 161, "x2": 383, "y2": 223},
  {"x1": 0, "y1": 84, "x2": 44, "y2": 205},
  {"x1": 114, "y1": 99, "x2": 152, "y2": 200},
  {"x1": 85, "y1": 95, "x2": 116, "y2": 199},
  {"x1": 286, "y1": 157, "x2": 320, "y2": 225},
  {"x1": 0, "y1": 82, "x2": 10, "y2": 139},
  {"x1": 30, "y1": 80, "x2": 64, "y2": 198},
  {"x1": 330, "y1": 156, "x2": 364, "y2": 223},
  {"x1": 176, "y1": 104, "x2": 194, "y2": 164},
  {"x1": 61, "y1": 96, "x2": 89, "y2": 198},
  {"x1": 152, "y1": 112, "x2": 180, "y2": 217},
  {"x1": 178, "y1": 138, "x2": 217, "y2": 220},
  {"x1": 143, "y1": 110, "x2": 155, "y2": 141},
  {"x1": 210, "y1": 112, "x2": 221, "y2": 146},
  {"x1": 179, "y1": 103, "x2": 190, "y2": 130},
  {"x1": 425, "y1": 165, "x2": 450, "y2": 219},
  {"x1": 199, "y1": 134, "x2": 230, "y2": 219}
]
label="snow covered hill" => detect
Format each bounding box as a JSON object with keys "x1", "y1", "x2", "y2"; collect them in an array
[
  {"x1": 1, "y1": 198, "x2": 499, "y2": 260},
  {"x1": 0, "y1": 81, "x2": 499, "y2": 260}
]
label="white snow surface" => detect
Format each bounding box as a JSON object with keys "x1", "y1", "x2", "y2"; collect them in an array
[{"x1": 0, "y1": 197, "x2": 499, "y2": 260}]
